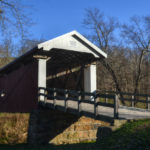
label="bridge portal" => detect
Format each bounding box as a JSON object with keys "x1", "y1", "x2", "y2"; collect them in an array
[{"x1": 0, "y1": 31, "x2": 107, "y2": 112}]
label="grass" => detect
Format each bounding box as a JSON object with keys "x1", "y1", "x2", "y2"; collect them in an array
[
  {"x1": 0, "y1": 143, "x2": 97, "y2": 150},
  {"x1": 0, "y1": 113, "x2": 29, "y2": 144},
  {"x1": 99, "y1": 119, "x2": 150, "y2": 150},
  {"x1": 0, "y1": 119, "x2": 150, "y2": 150}
]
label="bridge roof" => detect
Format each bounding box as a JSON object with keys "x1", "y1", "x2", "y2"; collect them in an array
[{"x1": 0, "y1": 31, "x2": 107, "y2": 75}]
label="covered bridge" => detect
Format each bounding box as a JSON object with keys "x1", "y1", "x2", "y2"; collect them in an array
[{"x1": 0, "y1": 31, "x2": 107, "y2": 112}]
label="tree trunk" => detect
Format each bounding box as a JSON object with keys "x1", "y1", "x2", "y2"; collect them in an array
[{"x1": 99, "y1": 58, "x2": 125, "y2": 104}]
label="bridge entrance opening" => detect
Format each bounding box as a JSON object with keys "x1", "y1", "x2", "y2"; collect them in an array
[{"x1": 37, "y1": 31, "x2": 107, "y2": 102}]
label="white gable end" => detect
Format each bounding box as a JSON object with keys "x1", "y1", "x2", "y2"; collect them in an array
[{"x1": 38, "y1": 31, "x2": 107, "y2": 58}]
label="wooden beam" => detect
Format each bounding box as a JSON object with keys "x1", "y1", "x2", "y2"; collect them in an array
[
  {"x1": 33, "y1": 55, "x2": 51, "y2": 60},
  {"x1": 46, "y1": 66, "x2": 82, "y2": 80}
]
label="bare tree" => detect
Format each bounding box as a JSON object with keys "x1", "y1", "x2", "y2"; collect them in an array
[
  {"x1": 18, "y1": 38, "x2": 45, "y2": 56},
  {"x1": 83, "y1": 8, "x2": 126, "y2": 102},
  {"x1": 83, "y1": 8, "x2": 117, "y2": 52},
  {"x1": 0, "y1": 0, "x2": 32, "y2": 40},
  {"x1": 122, "y1": 16, "x2": 150, "y2": 94},
  {"x1": 0, "y1": 37, "x2": 15, "y2": 67},
  {"x1": 0, "y1": 0, "x2": 33, "y2": 66},
  {"x1": 83, "y1": 8, "x2": 150, "y2": 96}
]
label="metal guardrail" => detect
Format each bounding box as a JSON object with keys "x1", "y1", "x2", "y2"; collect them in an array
[{"x1": 38, "y1": 87, "x2": 119, "y2": 119}]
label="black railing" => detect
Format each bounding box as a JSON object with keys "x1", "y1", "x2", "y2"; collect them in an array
[
  {"x1": 98, "y1": 90, "x2": 150, "y2": 110},
  {"x1": 38, "y1": 87, "x2": 119, "y2": 119}
]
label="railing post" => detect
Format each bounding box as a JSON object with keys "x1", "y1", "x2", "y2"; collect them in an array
[
  {"x1": 53, "y1": 88, "x2": 56, "y2": 109},
  {"x1": 38, "y1": 88, "x2": 40, "y2": 102},
  {"x1": 65, "y1": 90, "x2": 68, "y2": 112},
  {"x1": 94, "y1": 93, "x2": 98, "y2": 118},
  {"x1": 114, "y1": 94, "x2": 119, "y2": 119},
  {"x1": 147, "y1": 96, "x2": 150, "y2": 110},
  {"x1": 131, "y1": 95, "x2": 135, "y2": 107},
  {"x1": 44, "y1": 88, "x2": 47, "y2": 104},
  {"x1": 38, "y1": 59, "x2": 46, "y2": 102},
  {"x1": 38, "y1": 87, "x2": 45, "y2": 103},
  {"x1": 105, "y1": 92, "x2": 108, "y2": 103},
  {"x1": 78, "y1": 91, "x2": 82, "y2": 116}
]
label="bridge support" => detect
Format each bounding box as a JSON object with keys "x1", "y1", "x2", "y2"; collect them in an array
[
  {"x1": 28, "y1": 109, "x2": 110, "y2": 145},
  {"x1": 38, "y1": 59, "x2": 47, "y2": 102},
  {"x1": 84, "y1": 64, "x2": 96, "y2": 100}
]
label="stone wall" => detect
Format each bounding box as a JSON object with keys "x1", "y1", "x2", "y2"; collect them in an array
[{"x1": 28, "y1": 108, "x2": 110, "y2": 145}]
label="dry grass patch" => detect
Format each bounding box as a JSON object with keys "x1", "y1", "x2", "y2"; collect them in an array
[{"x1": 0, "y1": 113, "x2": 29, "y2": 144}]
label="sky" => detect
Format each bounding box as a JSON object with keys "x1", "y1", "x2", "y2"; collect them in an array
[{"x1": 23, "y1": 0, "x2": 150, "y2": 40}]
